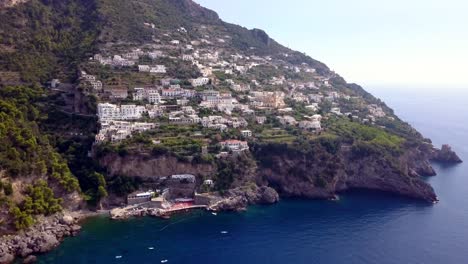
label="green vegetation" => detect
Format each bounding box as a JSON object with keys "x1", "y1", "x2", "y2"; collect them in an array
[
  {"x1": 2, "y1": 181, "x2": 13, "y2": 196},
  {"x1": 0, "y1": 86, "x2": 79, "y2": 191},
  {"x1": 327, "y1": 117, "x2": 404, "y2": 151},
  {"x1": 108, "y1": 175, "x2": 143, "y2": 197},
  {"x1": 0, "y1": 0, "x2": 100, "y2": 84},
  {"x1": 9, "y1": 180, "x2": 63, "y2": 230}
]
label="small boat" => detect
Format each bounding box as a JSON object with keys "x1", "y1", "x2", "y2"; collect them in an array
[
  {"x1": 161, "y1": 214, "x2": 170, "y2": 219},
  {"x1": 161, "y1": 260, "x2": 168, "y2": 263},
  {"x1": 211, "y1": 212, "x2": 217, "y2": 216},
  {"x1": 220, "y1": 231, "x2": 228, "y2": 234},
  {"x1": 148, "y1": 247, "x2": 155, "y2": 250},
  {"x1": 115, "y1": 255, "x2": 122, "y2": 259}
]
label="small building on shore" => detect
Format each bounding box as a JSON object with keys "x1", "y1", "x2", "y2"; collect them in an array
[{"x1": 127, "y1": 191, "x2": 155, "y2": 205}]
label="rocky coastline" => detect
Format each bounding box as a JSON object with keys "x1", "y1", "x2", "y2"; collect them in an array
[
  {"x1": 431, "y1": 144, "x2": 463, "y2": 164},
  {"x1": 0, "y1": 144, "x2": 462, "y2": 263},
  {"x1": 0, "y1": 212, "x2": 89, "y2": 264}
]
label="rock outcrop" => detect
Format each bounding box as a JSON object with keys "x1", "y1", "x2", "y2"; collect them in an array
[
  {"x1": 431, "y1": 144, "x2": 463, "y2": 163},
  {"x1": 212, "y1": 186, "x2": 279, "y2": 212},
  {"x1": 0, "y1": 213, "x2": 83, "y2": 264}
]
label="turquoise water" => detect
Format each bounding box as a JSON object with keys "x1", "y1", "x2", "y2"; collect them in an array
[{"x1": 38, "y1": 88, "x2": 468, "y2": 264}]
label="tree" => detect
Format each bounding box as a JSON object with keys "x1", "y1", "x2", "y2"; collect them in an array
[
  {"x1": 10, "y1": 205, "x2": 34, "y2": 230},
  {"x1": 3, "y1": 182, "x2": 13, "y2": 196},
  {"x1": 97, "y1": 186, "x2": 108, "y2": 200}
]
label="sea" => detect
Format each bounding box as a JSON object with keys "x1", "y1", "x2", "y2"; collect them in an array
[{"x1": 38, "y1": 87, "x2": 468, "y2": 264}]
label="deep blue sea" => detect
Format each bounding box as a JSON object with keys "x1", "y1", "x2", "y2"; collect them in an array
[{"x1": 38, "y1": 87, "x2": 468, "y2": 264}]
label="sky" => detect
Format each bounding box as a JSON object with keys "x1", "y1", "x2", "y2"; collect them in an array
[{"x1": 194, "y1": 0, "x2": 468, "y2": 89}]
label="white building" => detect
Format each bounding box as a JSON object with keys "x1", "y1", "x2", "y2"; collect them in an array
[
  {"x1": 220, "y1": 140, "x2": 249, "y2": 152},
  {"x1": 133, "y1": 88, "x2": 162, "y2": 104},
  {"x1": 139, "y1": 65, "x2": 151, "y2": 72},
  {"x1": 150, "y1": 65, "x2": 166, "y2": 74},
  {"x1": 241, "y1": 130, "x2": 252, "y2": 137},
  {"x1": 190, "y1": 77, "x2": 210, "y2": 87},
  {"x1": 97, "y1": 103, "x2": 146, "y2": 121}
]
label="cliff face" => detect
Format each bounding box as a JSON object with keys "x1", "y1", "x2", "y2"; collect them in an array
[
  {"x1": 0, "y1": 0, "x2": 27, "y2": 8},
  {"x1": 100, "y1": 153, "x2": 216, "y2": 179},
  {"x1": 252, "y1": 144, "x2": 439, "y2": 202},
  {"x1": 98, "y1": 142, "x2": 441, "y2": 203}
]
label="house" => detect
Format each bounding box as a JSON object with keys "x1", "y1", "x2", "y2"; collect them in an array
[
  {"x1": 97, "y1": 103, "x2": 145, "y2": 121},
  {"x1": 162, "y1": 88, "x2": 184, "y2": 98},
  {"x1": 331, "y1": 108, "x2": 342, "y2": 116},
  {"x1": 182, "y1": 54, "x2": 194, "y2": 61},
  {"x1": 147, "y1": 90, "x2": 162, "y2": 104},
  {"x1": 133, "y1": 88, "x2": 162, "y2": 104},
  {"x1": 150, "y1": 65, "x2": 166, "y2": 74},
  {"x1": 96, "y1": 120, "x2": 156, "y2": 143},
  {"x1": 299, "y1": 121, "x2": 321, "y2": 131},
  {"x1": 241, "y1": 130, "x2": 252, "y2": 137},
  {"x1": 368, "y1": 104, "x2": 386, "y2": 118},
  {"x1": 160, "y1": 79, "x2": 172, "y2": 86},
  {"x1": 231, "y1": 83, "x2": 250, "y2": 92},
  {"x1": 120, "y1": 105, "x2": 146, "y2": 120},
  {"x1": 148, "y1": 51, "x2": 163, "y2": 59},
  {"x1": 277, "y1": 116, "x2": 297, "y2": 126},
  {"x1": 127, "y1": 191, "x2": 155, "y2": 205},
  {"x1": 203, "y1": 179, "x2": 214, "y2": 186},
  {"x1": 89, "y1": 80, "x2": 103, "y2": 90},
  {"x1": 220, "y1": 140, "x2": 249, "y2": 152},
  {"x1": 305, "y1": 104, "x2": 319, "y2": 111},
  {"x1": 146, "y1": 105, "x2": 163, "y2": 118},
  {"x1": 256, "y1": 116, "x2": 267, "y2": 124},
  {"x1": 133, "y1": 87, "x2": 145, "y2": 101},
  {"x1": 109, "y1": 89, "x2": 128, "y2": 100},
  {"x1": 200, "y1": 67, "x2": 213, "y2": 77},
  {"x1": 139, "y1": 65, "x2": 151, "y2": 72},
  {"x1": 198, "y1": 90, "x2": 220, "y2": 100},
  {"x1": 51, "y1": 79, "x2": 61, "y2": 88},
  {"x1": 190, "y1": 77, "x2": 210, "y2": 87},
  {"x1": 97, "y1": 103, "x2": 120, "y2": 121}
]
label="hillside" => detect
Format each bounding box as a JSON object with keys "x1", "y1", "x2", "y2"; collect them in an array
[{"x1": 0, "y1": 0, "x2": 462, "y2": 262}]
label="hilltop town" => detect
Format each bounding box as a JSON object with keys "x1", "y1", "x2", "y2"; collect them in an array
[
  {"x1": 54, "y1": 22, "x2": 409, "y2": 212},
  {"x1": 75, "y1": 25, "x2": 392, "y2": 151}
]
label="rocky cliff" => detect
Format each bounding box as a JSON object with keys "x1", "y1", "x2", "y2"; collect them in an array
[
  {"x1": 0, "y1": 212, "x2": 83, "y2": 264},
  {"x1": 252, "y1": 142, "x2": 440, "y2": 202},
  {"x1": 431, "y1": 144, "x2": 463, "y2": 163},
  {"x1": 100, "y1": 153, "x2": 216, "y2": 179},
  {"x1": 0, "y1": 0, "x2": 27, "y2": 8},
  {"x1": 97, "y1": 141, "x2": 448, "y2": 203}
]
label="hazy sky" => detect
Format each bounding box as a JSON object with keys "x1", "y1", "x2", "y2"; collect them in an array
[{"x1": 195, "y1": 0, "x2": 468, "y2": 88}]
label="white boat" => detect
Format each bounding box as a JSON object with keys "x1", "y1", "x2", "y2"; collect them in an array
[
  {"x1": 221, "y1": 231, "x2": 228, "y2": 234},
  {"x1": 212, "y1": 212, "x2": 217, "y2": 216},
  {"x1": 161, "y1": 260, "x2": 168, "y2": 263},
  {"x1": 115, "y1": 255, "x2": 122, "y2": 259},
  {"x1": 148, "y1": 247, "x2": 155, "y2": 250}
]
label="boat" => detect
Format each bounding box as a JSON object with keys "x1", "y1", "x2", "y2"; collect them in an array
[
  {"x1": 161, "y1": 260, "x2": 168, "y2": 263},
  {"x1": 161, "y1": 214, "x2": 170, "y2": 219},
  {"x1": 211, "y1": 212, "x2": 217, "y2": 216},
  {"x1": 115, "y1": 256, "x2": 122, "y2": 259},
  {"x1": 221, "y1": 231, "x2": 228, "y2": 234},
  {"x1": 148, "y1": 247, "x2": 154, "y2": 250}
]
